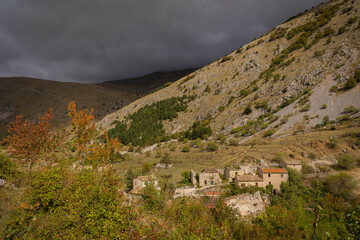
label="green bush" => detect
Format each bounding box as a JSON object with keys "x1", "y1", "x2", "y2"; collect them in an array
[
  {"x1": 301, "y1": 161, "x2": 314, "y2": 174},
  {"x1": 320, "y1": 104, "x2": 327, "y2": 109},
  {"x1": 324, "y1": 173, "x2": 356, "y2": 201},
  {"x1": 272, "y1": 153, "x2": 285, "y2": 163},
  {"x1": 354, "y1": 69, "x2": 360, "y2": 83},
  {"x1": 218, "y1": 105, "x2": 225, "y2": 112},
  {"x1": 330, "y1": 85, "x2": 338, "y2": 92},
  {"x1": 343, "y1": 105, "x2": 359, "y2": 113},
  {"x1": 0, "y1": 154, "x2": 20, "y2": 180},
  {"x1": 228, "y1": 139, "x2": 239, "y2": 146},
  {"x1": 322, "y1": 115, "x2": 330, "y2": 125},
  {"x1": 243, "y1": 105, "x2": 252, "y2": 115},
  {"x1": 344, "y1": 77, "x2": 357, "y2": 90},
  {"x1": 337, "y1": 155, "x2": 357, "y2": 169},
  {"x1": 338, "y1": 26, "x2": 347, "y2": 35},
  {"x1": 263, "y1": 129, "x2": 275, "y2": 137},
  {"x1": 206, "y1": 142, "x2": 218, "y2": 151},
  {"x1": 300, "y1": 103, "x2": 311, "y2": 112},
  {"x1": 220, "y1": 55, "x2": 232, "y2": 63},
  {"x1": 181, "y1": 146, "x2": 190, "y2": 152}
]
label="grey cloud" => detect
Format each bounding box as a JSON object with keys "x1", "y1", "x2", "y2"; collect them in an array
[{"x1": 0, "y1": 0, "x2": 324, "y2": 82}]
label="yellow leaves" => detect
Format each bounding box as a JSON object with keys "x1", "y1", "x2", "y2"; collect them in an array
[
  {"x1": 67, "y1": 102, "x2": 96, "y2": 162},
  {"x1": 85, "y1": 133, "x2": 122, "y2": 166}
]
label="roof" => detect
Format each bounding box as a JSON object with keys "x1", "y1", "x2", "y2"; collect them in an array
[
  {"x1": 137, "y1": 174, "x2": 157, "y2": 182},
  {"x1": 202, "y1": 168, "x2": 219, "y2": 173},
  {"x1": 261, "y1": 168, "x2": 287, "y2": 174},
  {"x1": 129, "y1": 188, "x2": 141, "y2": 195},
  {"x1": 283, "y1": 160, "x2": 302, "y2": 165},
  {"x1": 236, "y1": 175, "x2": 263, "y2": 182}
]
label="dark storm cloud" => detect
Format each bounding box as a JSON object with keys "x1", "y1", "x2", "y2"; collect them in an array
[{"x1": 0, "y1": 0, "x2": 324, "y2": 83}]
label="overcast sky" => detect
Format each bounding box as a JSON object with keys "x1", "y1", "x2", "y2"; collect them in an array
[{"x1": 0, "y1": 0, "x2": 324, "y2": 83}]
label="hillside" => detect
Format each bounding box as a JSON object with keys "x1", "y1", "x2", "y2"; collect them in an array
[
  {"x1": 100, "y1": 0, "x2": 360, "y2": 143},
  {"x1": 0, "y1": 70, "x2": 194, "y2": 138},
  {"x1": 101, "y1": 69, "x2": 196, "y2": 96},
  {"x1": 0, "y1": 77, "x2": 139, "y2": 138}
]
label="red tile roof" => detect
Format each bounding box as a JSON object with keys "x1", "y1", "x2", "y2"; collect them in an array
[{"x1": 261, "y1": 168, "x2": 287, "y2": 173}]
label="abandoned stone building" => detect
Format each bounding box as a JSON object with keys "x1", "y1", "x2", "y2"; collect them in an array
[
  {"x1": 191, "y1": 168, "x2": 222, "y2": 187},
  {"x1": 224, "y1": 167, "x2": 242, "y2": 182},
  {"x1": 235, "y1": 168, "x2": 288, "y2": 191},
  {"x1": 129, "y1": 174, "x2": 158, "y2": 195},
  {"x1": 281, "y1": 159, "x2": 302, "y2": 172}
]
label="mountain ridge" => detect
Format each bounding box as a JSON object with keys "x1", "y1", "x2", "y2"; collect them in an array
[{"x1": 99, "y1": 0, "x2": 360, "y2": 144}]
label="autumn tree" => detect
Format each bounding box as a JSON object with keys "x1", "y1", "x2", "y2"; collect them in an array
[
  {"x1": 3, "y1": 109, "x2": 55, "y2": 177},
  {"x1": 67, "y1": 102, "x2": 96, "y2": 166},
  {"x1": 85, "y1": 133, "x2": 122, "y2": 168}
]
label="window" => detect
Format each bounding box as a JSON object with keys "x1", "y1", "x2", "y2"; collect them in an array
[
  {"x1": 241, "y1": 183, "x2": 245, "y2": 187},
  {"x1": 205, "y1": 180, "x2": 207, "y2": 185},
  {"x1": 269, "y1": 182, "x2": 271, "y2": 185},
  {"x1": 294, "y1": 165, "x2": 296, "y2": 167},
  {"x1": 255, "y1": 183, "x2": 258, "y2": 186},
  {"x1": 268, "y1": 173, "x2": 271, "y2": 177},
  {"x1": 281, "y1": 173, "x2": 284, "y2": 178},
  {"x1": 211, "y1": 180, "x2": 214, "y2": 185}
]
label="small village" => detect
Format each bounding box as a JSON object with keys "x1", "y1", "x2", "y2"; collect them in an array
[{"x1": 128, "y1": 159, "x2": 302, "y2": 216}]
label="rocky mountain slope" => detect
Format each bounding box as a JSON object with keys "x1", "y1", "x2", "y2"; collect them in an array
[{"x1": 99, "y1": 0, "x2": 360, "y2": 142}]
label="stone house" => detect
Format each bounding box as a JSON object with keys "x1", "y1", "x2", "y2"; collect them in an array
[
  {"x1": 258, "y1": 168, "x2": 288, "y2": 190},
  {"x1": 281, "y1": 160, "x2": 302, "y2": 172},
  {"x1": 130, "y1": 174, "x2": 158, "y2": 195},
  {"x1": 197, "y1": 168, "x2": 222, "y2": 187},
  {"x1": 234, "y1": 168, "x2": 288, "y2": 191},
  {"x1": 224, "y1": 167, "x2": 242, "y2": 182},
  {"x1": 235, "y1": 175, "x2": 263, "y2": 187}
]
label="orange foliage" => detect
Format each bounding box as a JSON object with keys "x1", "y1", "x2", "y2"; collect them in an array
[
  {"x1": 85, "y1": 133, "x2": 122, "y2": 167},
  {"x1": 3, "y1": 109, "x2": 55, "y2": 176},
  {"x1": 67, "y1": 102, "x2": 96, "y2": 164}
]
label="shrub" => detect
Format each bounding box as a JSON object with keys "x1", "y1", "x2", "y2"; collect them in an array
[
  {"x1": 239, "y1": 89, "x2": 250, "y2": 97},
  {"x1": 354, "y1": 69, "x2": 360, "y2": 83},
  {"x1": 300, "y1": 103, "x2": 310, "y2": 112},
  {"x1": 220, "y1": 56, "x2": 232, "y2": 63},
  {"x1": 337, "y1": 155, "x2": 357, "y2": 169},
  {"x1": 0, "y1": 153, "x2": 20, "y2": 180},
  {"x1": 160, "y1": 152, "x2": 172, "y2": 166},
  {"x1": 181, "y1": 146, "x2": 190, "y2": 152},
  {"x1": 330, "y1": 85, "x2": 338, "y2": 92},
  {"x1": 301, "y1": 161, "x2": 315, "y2": 174},
  {"x1": 326, "y1": 138, "x2": 338, "y2": 149},
  {"x1": 181, "y1": 170, "x2": 192, "y2": 184},
  {"x1": 263, "y1": 129, "x2": 275, "y2": 137},
  {"x1": 347, "y1": 16, "x2": 358, "y2": 25},
  {"x1": 243, "y1": 105, "x2": 252, "y2": 115},
  {"x1": 344, "y1": 77, "x2": 357, "y2": 89},
  {"x1": 308, "y1": 153, "x2": 316, "y2": 159},
  {"x1": 206, "y1": 142, "x2": 218, "y2": 151},
  {"x1": 204, "y1": 85, "x2": 211, "y2": 93},
  {"x1": 324, "y1": 173, "x2": 356, "y2": 200},
  {"x1": 272, "y1": 153, "x2": 285, "y2": 163},
  {"x1": 338, "y1": 26, "x2": 347, "y2": 35},
  {"x1": 343, "y1": 105, "x2": 359, "y2": 113},
  {"x1": 218, "y1": 106, "x2": 225, "y2": 112},
  {"x1": 320, "y1": 104, "x2": 327, "y2": 109},
  {"x1": 322, "y1": 115, "x2": 330, "y2": 125},
  {"x1": 228, "y1": 139, "x2": 239, "y2": 146}
]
